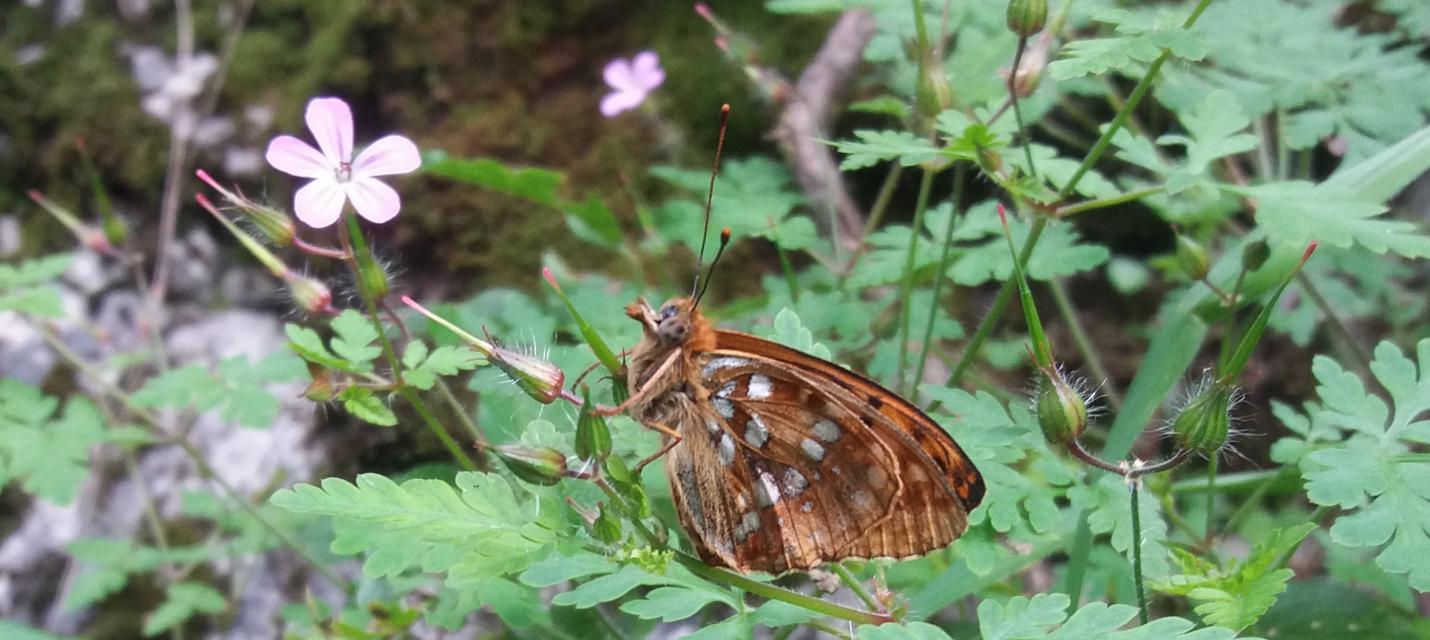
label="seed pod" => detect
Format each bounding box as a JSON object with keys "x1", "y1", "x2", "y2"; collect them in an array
[
  {"x1": 1241, "y1": 239, "x2": 1270, "y2": 272},
  {"x1": 1170, "y1": 383, "x2": 1234, "y2": 455},
  {"x1": 1007, "y1": 0, "x2": 1048, "y2": 37},
  {"x1": 495, "y1": 444, "x2": 568, "y2": 486},
  {"x1": 355, "y1": 251, "x2": 390, "y2": 298},
  {"x1": 1036, "y1": 370, "x2": 1087, "y2": 445},
  {"x1": 1175, "y1": 234, "x2": 1210, "y2": 280}
]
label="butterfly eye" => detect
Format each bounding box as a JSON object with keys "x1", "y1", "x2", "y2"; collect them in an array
[{"x1": 659, "y1": 304, "x2": 678, "y2": 320}]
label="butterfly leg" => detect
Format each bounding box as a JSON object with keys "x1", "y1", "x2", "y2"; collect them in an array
[
  {"x1": 633, "y1": 421, "x2": 682, "y2": 473},
  {"x1": 572, "y1": 351, "x2": 630, "y2": 389},
  {"x1": 594, "y1": 349, "x2": 681, "y2": 416}
]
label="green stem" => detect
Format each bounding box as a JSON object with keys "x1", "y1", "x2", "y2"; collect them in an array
[
  {"x1": 1129, "y1": 480, "x2": 1149, "y2": 625},
  {"x1": 897, "y1": 169, "x2": 936, "y2": 395},
  {"x1": 1055, "y1": 186, "x2": 1166, "y2": 217},
  {"x1": 862, "y1": 164, "x2": 905, "y2": 239},
  {"x1": 914, "y1": 163, "x2": 966, "y2": 391},
  {"x1": 931, "y1": 217, "x2": 1047, "y2": 411},
  {"x1": 1048, "y1": 277, "x2": 1122, "y2": 410},
  {"x1": 435, "y1": 378, "x2": 488, "y2": 446},
  {"x1": 831, "y1": 563, "x2": 882, "y2": 613},
  {"x1": 397, "y1": 386, "x2": 479, "y2": 471},
  {"x1": 1008, "y1": 36, "x2": 1038, "y2": 179},
  {"x1": 1204, "y1": 456, "x2": 1218, "y2": 546},
  {"x1": 1295, "y1": 272, "x2": 1374, "y2": 375},
  {"x1": 777, "y1": 245, "x2": 800, "y2": 303},
  {"x1": 1218, "y1": 468, "x2": 1294, "y2": 534},
  {"x1": 341, "y1": 215, "x2": 404, "y2": 386}
]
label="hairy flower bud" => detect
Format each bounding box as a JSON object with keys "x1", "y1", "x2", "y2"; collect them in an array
[
  {"x1": 1175, "y1": 234, "x2": 1210, "y2": 280},
  {"x1": 195, "y1": 169, "x2": 294, "y2": 246},
  {"x1": 302, "y1": 364, "x2": 336, "y2": 402},
  {"x1": 1170, "y1": 383, "x2": 1234, "y2": 455},
  {"x1": 1241, "y1": 239, "x2": 1270, "y2": 272},
  {"x1": 977, "y1": 146, "x2": 1003, "y2": 175},
  {"x1": 284, "y1": 271, "x2": 334, "y2": 316},
  {"x1": 355, "y1": 251, "x2": 390, "y2": 299},
  {"x1": 494, "y1": 444, "x2": 568, "y2": 486},
  {"x1": 1036, "y1": 370, "x2": 1087, "y2": 445},
  {"x1": 1007, "y1": 0, "x2": 1048, "y2": 37},
  {"x1": 492, "y1": 347, "x2": 565, "y2": 405}
]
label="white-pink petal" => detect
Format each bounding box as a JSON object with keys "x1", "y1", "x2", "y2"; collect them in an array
[
  {"x1": 603, "y1": 58, "x2": 636, "y2": 93},
  {"x1": 266, "y1": 135, "x2": 332, "y2": 178},
  {"x1": 304, "y1": 97, "x2": 353, "y2": 165},
  {"x1": 601, "y1": 90, "x2": 645, "y2": 118},
  {"x1": 293, "y1": 179, "x2": 347, "y2": 228},
  {"x1": 345, "y1": 177, "x2": 401, "y2": 224},
  {"x1": 630, "y1": 51, "x2": 665, "y2": 90},
  {"x1": 352, "y1": 135, "x2": 421, "y2": 178}
]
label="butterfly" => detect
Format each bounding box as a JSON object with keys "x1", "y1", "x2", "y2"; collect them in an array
[
  {"x1": 598, "y1": 289, "x2": 985, "y2": 574},
  {"x1": 592, "y1": 102, "x2": 984, "y2": 569}
]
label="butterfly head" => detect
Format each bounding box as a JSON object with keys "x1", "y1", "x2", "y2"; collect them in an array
[{"x1": 626, "y1": 297, "x2": 713, "y2": 349}]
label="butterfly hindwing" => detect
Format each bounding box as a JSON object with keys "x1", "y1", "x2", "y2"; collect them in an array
[{"x1": 678, "y1": 332, "x2": 983, "y2": 572}]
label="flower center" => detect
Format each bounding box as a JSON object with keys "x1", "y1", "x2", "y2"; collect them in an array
[{"x1": 335, "y1": 161, "x2": 352, "y2": 183}]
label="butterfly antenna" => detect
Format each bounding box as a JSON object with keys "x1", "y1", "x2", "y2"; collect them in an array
[
  {"x1": 694, "y1": 227, "x2": 731, "y2": 308},
  {"x1": 691, "y1": 103, "x2": 732, "y2": 298}
]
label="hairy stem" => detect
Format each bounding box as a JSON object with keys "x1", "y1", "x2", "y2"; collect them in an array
[
  {"x1": 1129, "y1": 480, "x2": 1149, "y2": 625},
  {"x1": 831, "y1": 563, "x2": 883, "y2": 613}
]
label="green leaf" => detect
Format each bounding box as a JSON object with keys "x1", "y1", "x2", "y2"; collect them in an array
[
  {"x1": 0, "y1": 621, "x2": 81, "y2": 640},
  {"x1": 765, "y1": 308, "x2": 832, "y2": 360},
  {"x1": 1049, "y1": 9, "x2": 1207, "y2": 80},
  {"x1": 849, "y1": 95, "x2": 911, "y2": 119},
  {"x1": 949, "y1": 207, "x2": 1108, "y2": 285},
  {"x1": 1156, "y1": 1, "x2": 1430, "y2": 160},
  {"x1": 131, "y1": 353, "x2": 303, "y2": 429},
  {"x1": 857, "y1": 621, "x2": 955, "y2": 640},
  {"x1": 402, "y1": 342, "x2": 486, "y2": 390},
  {"x1": 0, "y1": 254, "x2": 72, "y2": 317},
  {"x1": 1067, "y1": 475, "x2": 1171, "y2": 579},
  {"x1": 0, "y1": 381, "x2": 106, "y2": 504},
  {"x1": 650, "y1": 156, "x2": 811, "y2": 254},
  {"x1": 1289, "y1": 339, "x2": 1430, "y2": 591},
  {"x1": 922, "y1": 387, "x2": 1073, "y2": 537},
  {"x1": 1152, "y1": 523, "x2": 1315, "y2": 630},
  {"x1": 1248, "y1": 181, "x2": 1430, "y2": 259},
  {"x1": 618, "y1": 586, "x2": 722, "y2": 622},
  {"x1": 974, "y1": 593, "x2": 1247, "y2": 639},
  {"x1": 271, "y1": 472, "x2": 561, "y2": 585},
  {"x1": 338, "y1": 387, "x2": 397, "y2": 427},
  {"x1": 1112, "y1": 90, "x2": 1257, "y2": 195},
  {"x1": 830, "y1": 130, "x2": 941, "y2": 170},
  {"x1": 143, "y1": 582, "x2": 226, "y2": 637},
  {"x1": 329, "y1": 310, "x2": 383, "y2": 368}
]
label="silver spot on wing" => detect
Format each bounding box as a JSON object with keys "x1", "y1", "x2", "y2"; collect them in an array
[
  {"x1": 745, "y1": 415, "x2": 769, "y2": 448},
  {"x1": 718, "y1": 434, "x2": 736, "y2": 466},
  {"x1": 703, "y1": 356, "x2": 751, "y2": 376},
  {"x1": 812, "y1": 418, "x2": 841, "y2": 443},
  {"x1": 757, "y1": 471, "x2": 781, "y2": 507},
  {"x1": 783, "y1": 469, "x2": 808, "y2": 497},
  {"x1": 746, "y1": 374, "x2": 772, "y2": 399},
  {"x1": 800, "y1": 438, "x2": 826, "y2": 462}
]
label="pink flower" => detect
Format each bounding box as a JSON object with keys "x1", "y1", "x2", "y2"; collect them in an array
[
  {"x1": 265, "y1": 97, "x2": 421, "y2": 228},
  {"x1": 600, "y1": 51, "x2": 665, "y2": 118}
]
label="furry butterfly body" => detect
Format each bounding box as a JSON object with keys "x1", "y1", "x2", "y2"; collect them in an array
[{"x1": 612, "y1": 297, "x2": 984, "y2": 574}]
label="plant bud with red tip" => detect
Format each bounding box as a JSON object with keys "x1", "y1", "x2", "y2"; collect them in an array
[
  {"x1": 492, "y1": 346, "x2": 565, "y2": 405},
  {"x1": 284, "y1": 271, "x2": 335, "y2": 316},
  {"x1": 494, "y1": 444, "x2": 568, "y2": 486}
]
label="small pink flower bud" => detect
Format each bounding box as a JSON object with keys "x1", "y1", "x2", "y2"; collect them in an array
[{"x1": 28, "y1": 191, "x2": 112, "y2": 253}]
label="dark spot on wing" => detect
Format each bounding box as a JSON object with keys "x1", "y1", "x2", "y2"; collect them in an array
[{"x1": 867, "y1": 395, "x2": 884, "y2": 409}]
